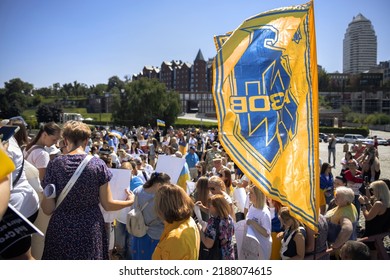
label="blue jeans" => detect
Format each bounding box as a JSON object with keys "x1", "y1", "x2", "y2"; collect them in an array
[{"x1": 328, "y1": 148, "x2": 336, "y2": 166}]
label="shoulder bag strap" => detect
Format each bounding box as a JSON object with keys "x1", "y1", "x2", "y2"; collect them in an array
[
  {"x1": 141, "y1": 196, "x2": 158, "y2": 226},
  {"x1": 139, "y1": 196, "x2": 154, "y2": 211},
  {"x1": 24, "y1": 145, "x2": 45, "y2": 160},
  {"x1": 12, "y1": 156, "x2": 24, "y2": 187},
  {"x1": 56, "y1": 155, "x2": 93, "y2": 209}
]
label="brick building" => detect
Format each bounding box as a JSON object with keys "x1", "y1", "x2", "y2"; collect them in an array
[{"x1": 132, "y1": 49, "x2": 215, "y2": 114}]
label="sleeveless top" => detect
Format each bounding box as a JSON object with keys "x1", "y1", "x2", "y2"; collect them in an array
[
  {"x1": 281, "y1": 227, "x2": 306, "y2": 259},
  {"x1": 364, "y1": 207, "x2": 390, "y2": 237},
  {"x1": 326, "y1": 204, "x2": 358, "y2": 243}
]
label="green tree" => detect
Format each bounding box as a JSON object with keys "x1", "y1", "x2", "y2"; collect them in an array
[
  {"x1": 52, "y1": 83, "x2": 61, "y2": 96},
  {"x1": 112, "y1": 78, "x2": 180, "y2": 127},
  {"x1": 365, "y1": 113, "x2": 390, "y2": 125},
  {"x1": 36, "y1": 104, "x2": 63, "y2": 123},
  {"x1": 61, "y1": 83, "x2": 73, "y2": 97},
  {"x1": 107, "y1": 76, "x2": 124, "y2": 92},
  {"x1": 318, "y1": 68, "x2": 329, "y2": 91},
  {"x1": 319, "y1": 95, "x2": 331, "y2": 109},
  {"x1": 4, "y1": 78, "x2": 33, "y2": 95},
  {"x1": 0, "y1": 78, "x2": 34, "y2": 117},
  {"x1": 34, "y1": 87, "x2": 52, "y2": 98},
  {"x1": 90, "y1": 84, "x2": 108, "y2": 96}
]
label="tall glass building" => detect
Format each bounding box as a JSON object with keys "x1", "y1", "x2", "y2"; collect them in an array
[{"x1": 343, "y1": 13, "x2": 377, "y2": 74}]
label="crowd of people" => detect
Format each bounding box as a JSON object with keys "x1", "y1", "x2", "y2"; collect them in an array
[{"x1": 1, "y1": 118, "x2": 389, "y2": 260}]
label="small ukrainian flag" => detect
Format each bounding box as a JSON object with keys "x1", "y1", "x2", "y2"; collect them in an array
[{"x1": 157, "y1": 119, "x2": 165, "y2": 127}]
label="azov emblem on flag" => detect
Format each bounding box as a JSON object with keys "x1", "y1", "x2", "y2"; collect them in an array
[{"x1": 229, "y1": 27, "x2": 299, "y2": 171}]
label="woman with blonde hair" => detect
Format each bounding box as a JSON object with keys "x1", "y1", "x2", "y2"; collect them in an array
[
  {"x1": 41, "y1": 121, "x2": 135, "y2": 259},
  {"x1": 359, "y1": 180, "x2": 390, "y2": 237},
  {"x1": 325, "y1": 186, "x2": 358, "y2": 254},
  {"x1": 198, "y1": 194, "x2": 235, "y2": 260},
  {"x1": 246, "y1": 185, "x2": 272, "y2": 259},
  {"x1": 278, "y1": 207, "x2": 306, "y2": 260},
  {"x1": 152, "y1": 184, "x2": 200, "y2": 260}
]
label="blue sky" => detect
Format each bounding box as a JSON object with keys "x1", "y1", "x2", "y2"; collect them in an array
[{"x1": 0, "y1": 0, "x2": 389, "y2": 88}]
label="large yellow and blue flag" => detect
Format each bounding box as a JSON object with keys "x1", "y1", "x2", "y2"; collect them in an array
[{"x1": 212, "y1": 1, "x2": 319, "y2": 230}]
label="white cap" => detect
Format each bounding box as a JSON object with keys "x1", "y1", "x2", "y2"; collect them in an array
[
  {"x1": 45, "y1": 144, "x2": 61, "y2": 155},
  {"x1": 174, "y1": 151, "x2": 183, "y2": 158},
  {"x1": 1, "y1": 119, "x2": 10, "y2": 126}
]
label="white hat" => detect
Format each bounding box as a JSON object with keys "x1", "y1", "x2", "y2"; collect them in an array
[
  {"x1": 1, "y1": 119, "x2": 10, "y2": 126},
  {"x1": 174, "y1": 151, "x2": 183, "y2": 158},
  {"x1": 45, "y1": 144, "x2": 61, "y2": 155}
]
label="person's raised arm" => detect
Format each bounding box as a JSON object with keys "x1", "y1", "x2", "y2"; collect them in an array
[
  {"x1": 361, "y1": 201, "x2": 381, "y2": 221},
  {"x1": 247, "y1": 219, "x2": 270, "y2": 237},
  {"x1": 99, "y1": 182, "x2": 134, "y2": 211}
]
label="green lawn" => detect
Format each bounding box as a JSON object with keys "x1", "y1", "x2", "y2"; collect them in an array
[
  {"x1": 22, "y1": 107, "x2": 216, "y2": 128},
  {"x1": 174, "y1": 118, "x2": 217, "y2": 128}
]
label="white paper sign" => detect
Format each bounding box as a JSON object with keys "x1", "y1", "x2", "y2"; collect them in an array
[
  {"x1": 186, "y1": 181, "x2": 196, "y2": 195},
  {"x1": 234, "y1": 220, "x2": 247, "y2": 259},
  {"x1": 155, "y1": 155, "x2": 185, "y2": 184},
  {"x1": 233, "y1": 187, "x2": 247, "y2": 213},
  {"x1": 99, "y1": 168, "x2": 131, "y2": 222}
]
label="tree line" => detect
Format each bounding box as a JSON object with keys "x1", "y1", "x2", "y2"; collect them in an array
[{"x1": 0, "y1": 76, "x2": 181, "y2": 128}]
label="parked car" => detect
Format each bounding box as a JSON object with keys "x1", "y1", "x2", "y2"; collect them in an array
[
  {"x1": 342, "y1": 134, "x2": 365, "y2": 144},
  {"x1": 319, "y1": 133, "x2": 329, "y2": 143},
  {"x1": 335, "y1": 136, "x2": 345, "y2": 143},
  {"x1": 362, "y1": 136, "x2": 389, "y2": 146}
]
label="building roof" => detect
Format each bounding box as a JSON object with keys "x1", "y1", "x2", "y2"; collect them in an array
[
  {"x1": 352, "y1": 13, "x2": 369, "y2": 22},
  {"x1": 195, "y1": 49, "x2": 205, "y2": 61},
  {"x1": 183, "y1": 62, "x2": 193, "y2": 68}
]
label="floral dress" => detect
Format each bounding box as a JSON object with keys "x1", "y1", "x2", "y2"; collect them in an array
[
  {"x1": 42, "y1": 154, "x2": 112, "y2": 260},
  {"x1": 204, "y1": 216, "x2": 235, "y2": 260}
]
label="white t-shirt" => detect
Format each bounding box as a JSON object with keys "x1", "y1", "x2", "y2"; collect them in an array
[
  {"x1": 24, "y1": 145, "x2": 50, "y2": 169},
  {"x1": 143, "y1": 164, "x2": 154, "y2": 177},
  {"x1": 246, "y1": 205, "x2": 272, "y2": 259},
  {"x1": 136, "y1": 170, "x2": 148, "y2": 183},
  {"x1": 7, "y1": 137, "x2": 39, "y2": 218}
]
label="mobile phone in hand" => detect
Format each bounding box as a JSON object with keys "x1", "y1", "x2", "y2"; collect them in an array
[{"x1": 0, "y1": 125, "x2": 20, "y2": 143}]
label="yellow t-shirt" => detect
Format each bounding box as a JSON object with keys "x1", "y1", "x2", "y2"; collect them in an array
[
  {"x1": 152, "y1": 217, "x2": 200, "y2": 260},
  {"x1": 326, "y1": 203, "x2": 358, "y2": 225}
]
